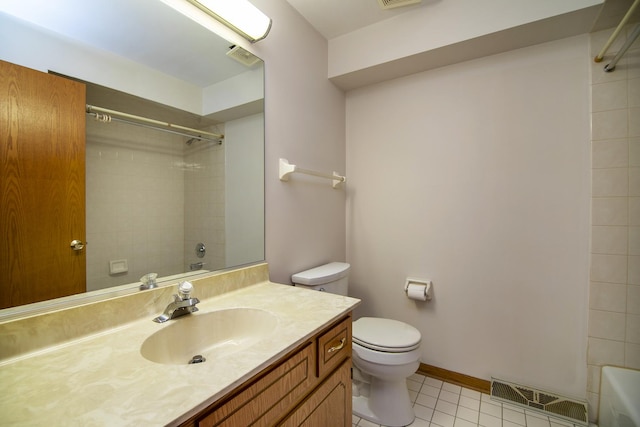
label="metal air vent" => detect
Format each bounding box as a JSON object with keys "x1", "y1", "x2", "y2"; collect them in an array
[
  {"x1": 377, "y1": 0, "x2": 421, "y2": 10},
  {"x1": 226, "y1": 45, "x2": 261, "y2": 67},
  {"x1": 491, "y1": 378, "x2": 588, "y2": 426}
]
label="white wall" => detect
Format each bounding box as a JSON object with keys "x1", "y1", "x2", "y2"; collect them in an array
[
  {"x1": 329, "y1": 0, "x2": 602, "y2": 80},
  {"x1": 0, "y1": 13, "x2": 203, "y2": 114},
  {"x1": 345, "y1": 36, "x2": 591, "y2": 398},
  {"x1": 225, "y1": 113, "x2": 265, "y2": 267},
  {"x1": 248, "y1": 0, "x2": 347, "y2": 284}
]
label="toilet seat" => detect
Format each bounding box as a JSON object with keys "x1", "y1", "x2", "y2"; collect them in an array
[
  {"x1": 353, "y1": 341, "x2": 421, "y2": 366},
  {"x1": 352, "y1": 317, "x2": 421, "y2": 352}
]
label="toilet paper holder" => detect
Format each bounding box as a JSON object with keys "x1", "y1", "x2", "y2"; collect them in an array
[{"x1": 404, "y1": 278, "x2": 433, "y2": 301}]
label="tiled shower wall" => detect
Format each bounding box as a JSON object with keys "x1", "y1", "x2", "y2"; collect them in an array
[
  {"x1": 85, "y1": 119, "x2": 224, "y2": 291},
  {"x1": 183, "y1": 130, "x2": 226, "y2": 273},
  {"x1": 588, "y1": 26, "x2": 640, "y2": 422}
]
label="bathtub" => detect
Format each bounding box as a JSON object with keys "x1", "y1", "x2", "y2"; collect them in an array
[{"x1": 599, "y1": 366, "x2": 640, "y2": 427}]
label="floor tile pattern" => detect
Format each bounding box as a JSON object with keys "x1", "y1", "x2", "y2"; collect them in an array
[{"x1": 352, "y1": 374, "x2": 586, "y2": 427}]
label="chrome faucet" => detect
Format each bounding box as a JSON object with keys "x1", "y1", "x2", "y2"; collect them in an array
[{"x1": 153, "y1": 281, "x2": 200, "y2": 323}]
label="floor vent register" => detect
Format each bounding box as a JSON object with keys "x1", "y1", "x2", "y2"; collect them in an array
[{"x1": 490, "y1": 378, "x2": 588, "y2": 426}]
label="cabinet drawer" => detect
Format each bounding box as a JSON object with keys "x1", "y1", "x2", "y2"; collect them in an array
[
  {"x1": 317, "y1": 316, "x2": 351, "y2": 378},
  {"x1": 198, "y1": 343, "x2": 317, "y2": 427}
]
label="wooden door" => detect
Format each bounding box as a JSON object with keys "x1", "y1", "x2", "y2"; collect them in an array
[{"x1": 0, "y1": 60, "x2": 86, "y2": 309}]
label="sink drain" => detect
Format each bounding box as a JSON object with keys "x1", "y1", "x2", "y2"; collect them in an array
[{"x1": 188, "y1": 354, "x2": 206, "y2": 364}]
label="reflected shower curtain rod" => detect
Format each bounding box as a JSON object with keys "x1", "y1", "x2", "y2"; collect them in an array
[{"x1": 85, "y1": 104, "x2": 224, "y2": 142}]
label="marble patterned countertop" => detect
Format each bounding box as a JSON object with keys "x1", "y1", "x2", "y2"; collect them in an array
[{"x1": 0, "y1": 279, "x2": 360, "y2": 426}]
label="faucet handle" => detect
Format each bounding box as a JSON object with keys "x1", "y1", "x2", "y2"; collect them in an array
[{"x1": 178, "y1": 281, "x2": 194, "y2": 300}]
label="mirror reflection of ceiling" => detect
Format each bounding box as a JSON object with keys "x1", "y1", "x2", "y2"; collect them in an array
[{"x1": 1, "y1": 0, "x2": 247, "y2": 88}]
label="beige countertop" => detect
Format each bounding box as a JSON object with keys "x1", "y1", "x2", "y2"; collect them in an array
[{"x1": 0, "y1": 280, "x2": 359, "y2": 426}]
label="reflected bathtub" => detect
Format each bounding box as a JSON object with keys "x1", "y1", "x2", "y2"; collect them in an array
[{"x1": 599, "y1": 366, "x2": 640, "y2": 427}]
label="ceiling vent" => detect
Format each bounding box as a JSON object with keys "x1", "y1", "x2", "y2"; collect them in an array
[
  {"x1": 377, "y1": 0, "x2": 422, "y2": 10},
  {"x1": 226, "y1": 45, "x2": 261, "y2": 67}
]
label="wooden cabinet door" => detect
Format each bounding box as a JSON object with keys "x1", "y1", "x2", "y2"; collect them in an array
[
  {"x1": 198, "y1": 344, "x2": 317, "y2": 427},
  {"x1": 0, "y1": 60, "x2": 86, "y2": 308},
  {"x1": 279, "y1": 360, "x2": 352, "y2": 427}
]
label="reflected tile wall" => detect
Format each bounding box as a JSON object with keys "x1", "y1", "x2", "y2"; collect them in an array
[
  {"x1": 86, "y1": 120, "x2": 186, "y2": 291},
  {"x1": 183, "y1": 128, "x2": 225, "y2": 273},
  {"x1": 588, "y1": 26, "x2": 640, "y2": 423}
]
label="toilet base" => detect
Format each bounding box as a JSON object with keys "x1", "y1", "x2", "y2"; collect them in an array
[{"x1": 352, "y1": 377, "x2": 415, "y2": 427}]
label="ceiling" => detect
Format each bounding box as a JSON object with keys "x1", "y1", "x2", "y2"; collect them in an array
[
  {"x1": 284, "y1": 0, "x2": 439, "y2": 40},
  {"x1": 0, "y1": 0, "x2": 251, "y2": 88},
  {"x1": 285, "y1": 0, "x2": 640, "y2": 40}
]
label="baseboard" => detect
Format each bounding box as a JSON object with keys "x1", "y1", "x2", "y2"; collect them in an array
[{"x1": 417, "y1": 363, "x2": 490, "y2": 394}]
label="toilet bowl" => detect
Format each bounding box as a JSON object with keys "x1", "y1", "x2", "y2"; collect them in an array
[
  {"x1": 291, "y1": 263, "x2": 422, "y2": 427},
  {"x1": 351, "y1": 317, "x2": 421, "y2": 426}
]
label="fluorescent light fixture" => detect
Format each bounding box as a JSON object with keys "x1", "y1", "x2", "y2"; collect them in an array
[{"x1": 184, "y1": 0, "x2": 271, "y2": 42}]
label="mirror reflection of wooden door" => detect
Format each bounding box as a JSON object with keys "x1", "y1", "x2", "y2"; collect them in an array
[{"x1": 0, "y1": 60, "x2": 86, "y2": 309}]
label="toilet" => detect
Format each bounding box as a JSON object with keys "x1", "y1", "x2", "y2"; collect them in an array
[{"x1": 292, "y1": 262, "x2": 421, "y2": 427}]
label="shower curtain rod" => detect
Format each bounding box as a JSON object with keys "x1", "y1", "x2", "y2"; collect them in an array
[
  {"x1": 594, "y1": 0, "x2": 640, "y2": 63},
  {"x1": 85, "y1": 104, "x2": 224, "y2": 141},
  {"x1": 603, "y1": 24, "x2": 640, "y2": 72},
  {"x1": 87, "y1": 113, "x2": 223, "y2": 144}
]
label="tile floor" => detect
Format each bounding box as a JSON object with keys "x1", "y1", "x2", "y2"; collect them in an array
[{"x1": 352, "y1": 373, "x2": 586, "y2": 427}]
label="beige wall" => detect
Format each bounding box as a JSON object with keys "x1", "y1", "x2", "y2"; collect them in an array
[
  {"x1": 587, "y1": 25, "x2": 640, "y2": 422},
  {"x1": 249, "y1": 0, "x2": 347, "y2": 284},
  {"x1": 345, "y1": 35, "x2": 592, "y2": 398}
]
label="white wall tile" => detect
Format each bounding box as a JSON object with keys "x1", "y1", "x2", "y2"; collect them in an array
[
  {"x1": 592, "y1": 197, "x2": 628, "y2": 225},
  {"x1": 589, "y1": 309, "x2": 627, "y2": 340},
  {"x1": 630, "y1": 78, "x2": 640, "y2": 108},
  {"x1": 587, "y1": 391, "x2": 600, "y2": 425},
  {"x1": 592, "y1": 139, "x2": 629, "y2": 168},
  {"x1": 631, "y1": 139, "x2": 640, "y2": 168},
  {"x1": 630, "y1": 108, "x2": 640, "y2": 137},
  {"x1": 630, "y1": 168, "x2": 640, "y2": 197},
  {"x1": 592, "y1": 109, "x2": 628, "y2": 140},
  {"x1": 629, "y1": 256, "x2": 640, "y2": 285},
  {"x1": 590, "y1": 254, "x2": 628, "y2": 283},
  {"x1": 592, "y1": 168, "x2": 628, "y2": 197},
  {"x1": 591, "y1": 225, "x2": 628, "y2": 254},
  {"x1": 586, "y1": 364, "x2": 601, "y2": 393},
  {"x1": 626, "y1": 342, "x2": 640, "y2": 368},
  {"x1": 628, "y1": 285, "x2": 640, "y2": 315},
  {"x1": 627, "y1": 314, "x2": 640, "y2": 344},
  {"x1": 630, "y1": 227, "x2": 640, "y2": 255},
  {"x1": 587, "y1": 337, "x2": 625, "y2": 365},
  {"x1": 590, "y1": 282, "x2": 627, "y2": 312},
  {"x1": 592, "y1": 80, "x2": 628, "y2": 112},
  {"x1": 589, "y1": 26, "x2": 639, "y2": 419}
]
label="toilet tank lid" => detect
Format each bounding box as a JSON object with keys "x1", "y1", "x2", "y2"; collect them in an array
[{"x1": 291, "y1": 262, "x2": 350, "y2": 285}]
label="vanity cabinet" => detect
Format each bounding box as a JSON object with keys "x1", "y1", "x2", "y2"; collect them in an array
[{"x1": 180, "y1": 314, "x2": 352, "y2": 427}]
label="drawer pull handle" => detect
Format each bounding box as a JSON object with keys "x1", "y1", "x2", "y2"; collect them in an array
[{"x1": 327, "y1": 337, "x2": 346, "y2": 353}]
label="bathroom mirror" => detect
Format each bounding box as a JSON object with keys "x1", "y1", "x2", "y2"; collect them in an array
[{"x1": 0, "y1": 0, "x2": 264, "y2": 316}]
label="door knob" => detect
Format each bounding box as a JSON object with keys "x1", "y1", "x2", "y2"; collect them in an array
[{"x1": 70, "y1": 240, "x2": 85, "y2": 251}]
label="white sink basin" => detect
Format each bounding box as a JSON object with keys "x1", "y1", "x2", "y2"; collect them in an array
[{"x1": 140, "y1": 308, "x2": 278, "y2": 365}]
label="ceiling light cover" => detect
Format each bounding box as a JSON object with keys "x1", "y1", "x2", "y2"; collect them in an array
[{"x1": 187, "y1": 0, "x2": 271, "y2": 42}]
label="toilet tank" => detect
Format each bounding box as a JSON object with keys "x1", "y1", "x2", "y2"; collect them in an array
[{"x1": 291, "y1": 262, "x2": 350, "y2": 295}]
